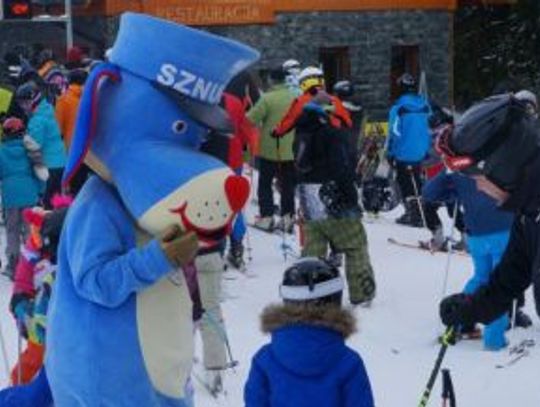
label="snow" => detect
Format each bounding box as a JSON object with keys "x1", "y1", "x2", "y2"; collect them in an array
[{"x1": 0, "y1": 204, "x2": 538, "y2": 406}]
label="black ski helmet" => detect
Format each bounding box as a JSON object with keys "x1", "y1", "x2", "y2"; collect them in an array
[
  {"x1": 397, "y1": 73, "x2": 417, "y2": 93},
  {"x1": 280, "y1": 257, "x2": 343, "y2": 306},
  {"x1": 437, "y1": 93, "x2": 540, "y2": 192},
  {"x1": 333, "y1": 80, "x2": 354, "y2": 99}
]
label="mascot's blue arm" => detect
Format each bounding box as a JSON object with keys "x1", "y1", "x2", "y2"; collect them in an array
[{"x1": 62, "y1": 179, "x2": 172, "y2": 308}]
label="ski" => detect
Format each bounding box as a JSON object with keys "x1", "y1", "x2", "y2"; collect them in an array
[
  {"x1": 387, "y1": 237, "x2": 468, "y2": 257},
  {"x1": 495, "y1": 338, "x2": 535, "y2": 369}
]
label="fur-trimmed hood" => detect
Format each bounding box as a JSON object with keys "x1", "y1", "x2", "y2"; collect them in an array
[
  {"x1": 261, "y1": 303, "x2": 356, "y2": 338},
  {"x1": 259, "y1": 304, "x2": 358, "y2": 377}
]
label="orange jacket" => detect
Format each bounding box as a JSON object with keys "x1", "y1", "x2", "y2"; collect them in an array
[
  {"x1": 55, "y1": 84, "x2": 83, "y2": 150},
  {"x1": 274, "y1": 92, "x2": 352, "y2": 136}
]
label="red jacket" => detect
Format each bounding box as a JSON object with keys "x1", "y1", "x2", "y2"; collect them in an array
[
  {"x1": 223, "y1": 93, "x2": 258, "y2": 170},
  {"x1": 274, "y1": 93, "x2": 352, "y2": 137}
]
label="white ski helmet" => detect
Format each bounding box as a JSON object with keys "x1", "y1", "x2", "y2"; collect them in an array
[
  {"x1": 282, "y1": 59, "x2": 301, "y2": 75},
  {"x1": 298, "y1": 66, "x2": 325, "y2": 92},
  {"x1": 514, "y1": 89, "x2": 538, "y2": 112}
]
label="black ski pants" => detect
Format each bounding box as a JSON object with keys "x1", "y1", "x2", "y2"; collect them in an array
[
  {"x1": 395, "y1": 161, "x2": 441, "y2": 231},
  {"x1": 258, "y1": 158, "x2": 296, "y2": 218}
]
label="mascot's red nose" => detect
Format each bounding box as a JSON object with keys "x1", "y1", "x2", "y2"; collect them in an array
[{"x1": 224, "y1": 175, "x2": 250, "y2": 213}]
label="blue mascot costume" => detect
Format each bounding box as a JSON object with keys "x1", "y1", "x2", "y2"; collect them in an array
[{"x1": 0, "y1": 12, "x2": 259, "y2": 406}]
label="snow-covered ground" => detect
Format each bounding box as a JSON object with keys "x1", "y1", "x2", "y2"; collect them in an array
[{"x1": 0, "y1": 204, "x2": 538, "y2": 406}]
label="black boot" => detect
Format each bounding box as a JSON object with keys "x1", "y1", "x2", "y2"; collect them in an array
[
  {"x1": 508, "y1": 309, "x2": 533, "y2": 329},
  {"x1": 227, "y1": 240, "x2": 245, "y2": 270},
  {"x1": 397, "y1": 199, "x2": 423, "y2": 228}
]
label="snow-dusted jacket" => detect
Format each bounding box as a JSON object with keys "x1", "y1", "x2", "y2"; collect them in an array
[
  {"x1": 244, "y1": 304, "x2": 374, "y2": 407},
  {"x1": 0, "y1": 137, "x2": 41, "y2": 208},
  {"x1": 27, "y1": 100, "x2": 66, "y2": 169},
  {"x1": 387, "y1": 93, "x2": 431, "y2": 163}
]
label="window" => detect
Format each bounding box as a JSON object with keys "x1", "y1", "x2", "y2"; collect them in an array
[
  {"x1": 390, "y1": 45, "x2": 420, "y2": 101},
  {"x1": 319, "y1": 47, "x2": 351, "y2": 91}
]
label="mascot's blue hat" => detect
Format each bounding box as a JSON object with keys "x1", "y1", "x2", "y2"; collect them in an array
[{"x1": 63, "y1": 13, "x2": 259, "y2": 221}]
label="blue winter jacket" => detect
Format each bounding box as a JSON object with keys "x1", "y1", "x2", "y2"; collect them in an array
[
  {"x1": 244, "y1": 305, "x2": 374, "y2": 407},
  {"x1": 0, "y1": 137, "x2": 41, "y2": 208},
  {"x1": 28, "y1": 100, "x2": 67, "y2": 169},
  {"x1": 422, "y1": 171, "x2": 513, "y2": 236},
  {"x1": 387, "y1": 93, "x2": 431, "y2": 163}
]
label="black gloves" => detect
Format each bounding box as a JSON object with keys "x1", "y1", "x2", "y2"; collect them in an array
[{"x1": 439, "y1": 293, "x2": 476, "y2": 327}]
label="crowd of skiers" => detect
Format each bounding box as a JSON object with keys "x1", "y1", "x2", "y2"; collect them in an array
[{"x1": 0, "y1": 40, "x2": 539, "y2": 407}]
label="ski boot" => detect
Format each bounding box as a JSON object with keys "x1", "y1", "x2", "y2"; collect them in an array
[
  {"x1": 277, "y1": 214, "x2": 295, "y2": 234},
  {"x1": 508, "y1": 309, "x2": 533, "y2": 329},
  {"x1": 227, "y1": 240, "x2": 245, "y2": 270},
  {"x1": 205, "y1": 370, "x2": 223, "y2": 397},
  {"x1": 419, "y1": 226, "x2": 445, "y2": 252},
  {"x1": 252, "y1": 216, "x2": 275, "y2": 232},
  {"x1": 396, "y1": 199, "x2": 423, "y2": 228}
]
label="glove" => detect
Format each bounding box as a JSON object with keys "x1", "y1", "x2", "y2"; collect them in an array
[
  {"x1": 159, "y1": 225, "x2": 199, "y2": 268},
  {"x1": 439, "y1": 293, "x2": 475, "y2": 327}
]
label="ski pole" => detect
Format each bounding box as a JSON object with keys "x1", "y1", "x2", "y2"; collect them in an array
[
  {"x1": 441, "y1": 368, "x2": 456, "y2": 407},
  {"x1": 440, "y1": 203, "x2": 459, "y2": 302},
  {"x1": 408, "y1": 167, "x2": 431, "y2": 240},
  {"x1": 275, "y1": 135, "x2": 289, "y2": 262},
  {"x1": 0, "y1": 318, "x2": 11, "y2": 381},
  {"x1": 418, "y1": 326, "x2": 454, "y2": 407}
]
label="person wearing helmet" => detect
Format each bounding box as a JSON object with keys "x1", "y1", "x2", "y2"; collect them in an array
[
  {"x1": 282, "y1": 59, "x2": 302, "y2": 96},
  {"x1": 387, "y1": 73, "x2": 443, "y2": 243},
  {"x1": 438, "y1": 90, "x2": 540, "y2": 334},
  {"x1": 34, "y1": 49, "x2": 67, "y2": 105},
  {"x1": 16, "y1": 81, "x2": 67, "y2": 208},
  {"x1": 332, "y1": 79, "x2": 364, "y2": 161},
  {"x1": 274, "y1": 67, "x2": 376, "y2": 307},
  {"x1": 273, "y1": 66, "x2": 351, "y2": 137},
  {"x1": 248, "y1": 68, "x2": 297, "y2": 233},
  {"x1": 244, "y1": 257, "x2": 375, "y2": 407}
]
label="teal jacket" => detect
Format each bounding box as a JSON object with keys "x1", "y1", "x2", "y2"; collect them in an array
[
  {"x1": 0, "y1": 137, "x2": 41, "y2": 208},
  {"x1": 28, "y1": 100, "x2": 67, "y2": 169}
]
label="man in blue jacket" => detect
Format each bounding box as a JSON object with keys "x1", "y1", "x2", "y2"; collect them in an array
[
  {"x1": 387, "y1": 74, "x2": 441, "y2": 236},
  {"x1": 244, "y1": 258, "x2": 374, "y2": 407}
]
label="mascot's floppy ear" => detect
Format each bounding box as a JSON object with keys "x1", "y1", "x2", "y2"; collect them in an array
[{"x1": 62, "y1": 62, "x2": 121, "y2": 188}]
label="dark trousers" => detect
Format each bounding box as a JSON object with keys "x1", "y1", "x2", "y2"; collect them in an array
[
  {"x1": 43, "y1": 167, "x2": 64, "y2": 209},
  {"x1": 395, "y1": 162, "x2": 441, "y2": 231},
  {"x1": 257, "y1": 158, "x2": 295, "y2": 217}
]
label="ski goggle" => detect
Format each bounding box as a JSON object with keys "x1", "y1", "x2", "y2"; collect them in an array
[{"x1": 434, "y1": 124, "x2": 476, "y2": 172}]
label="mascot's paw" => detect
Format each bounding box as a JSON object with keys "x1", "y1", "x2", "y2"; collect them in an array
[
  {"x1": 160, "y1": 225, "x2": 199, "y2": 267},
  {"x1": 0, "y1": 368, "x2": 53, "y2": 407}
]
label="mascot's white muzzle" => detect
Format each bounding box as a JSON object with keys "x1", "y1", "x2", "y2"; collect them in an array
[{"x1": 138, "y1": 168, "x2": 250, "y2": 246}]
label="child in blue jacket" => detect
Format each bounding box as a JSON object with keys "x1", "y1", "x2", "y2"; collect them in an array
[
  {"x1": 423, "y1": 170, "x2": 513, "y2": 350},
  {"x1": 0, "y1": 117, "x2": 42, "y2": 278},
  {"x1": 244, "y1": 258, "x2": 374, "y2": 407}
]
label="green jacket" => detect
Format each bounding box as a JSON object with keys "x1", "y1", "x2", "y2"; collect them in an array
[{"x1": 247, "y1": 84, "x2": 295, "y2": 162}]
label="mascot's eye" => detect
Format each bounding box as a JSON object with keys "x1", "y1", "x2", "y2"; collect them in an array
[{"x1": 172, "y1": 120, "x2": 187, "y2": 134}]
